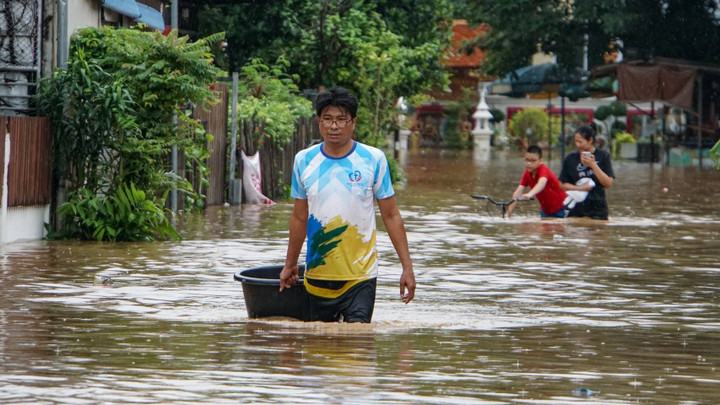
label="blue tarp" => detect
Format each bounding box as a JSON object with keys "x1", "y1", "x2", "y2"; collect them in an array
[
  {"x1": 135, "y1": 2, "x2": 165, "y2": 31},
  {"x1": 100, "y1": 0, "x2": 141, "y2": 19}
]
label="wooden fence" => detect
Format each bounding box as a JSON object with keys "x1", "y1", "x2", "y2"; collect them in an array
[
  {"x1": 0, "y1": 116, "x2": 51, "y2": 207},
  {"x1": 191, "y1": 80, "x2": 320, "y2": 204},
  {"x1": 236, "y1": 117, "x2": 320, "y2": 200},
  {"x1": 0, "y1": 86, "x2": 311, "y2": 212},
  {"x1": 193, "y1": 83, "x2": 229, "y2": 206}
]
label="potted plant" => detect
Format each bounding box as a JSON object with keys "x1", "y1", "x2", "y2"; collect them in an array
[{"x1": 614, "y1": 132, "x2": 637, "y2": 159}]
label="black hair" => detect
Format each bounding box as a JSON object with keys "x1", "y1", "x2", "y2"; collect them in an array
[
  {"x1": 314, "y1": 86, "x2": 359, "y2": 118},
  {"x1": 575, "y1": 122, "x2": 598, "y2": 143},
  {"x1": 526, "y1": 144, "x2": 542, "y2": 158}
]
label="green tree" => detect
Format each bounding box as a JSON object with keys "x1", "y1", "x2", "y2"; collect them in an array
[
  {"x1": 594, "y1": 101, "x2": 627, "y2": 139},
  {"x1": 198, "y1": 0, "x2": 453, "y2": 146},
  {"x1": 579, "y1": 0, "x2": 720, "y2": 62},
  {"x1": 372, "y1": 0, "x2": 454, "y2": 97},
  {"x1": 197, "y1": 0, "x2": 298, "y2": 73},
  {"x1": 457, "y1": 0, "x2": 720, "y2": 76},
  {"x1": 236, "y1": 56, "x2": 314, "y2": 149},
  {"x1": 442, "y1": 88, "x2": 475, "y2": 149},
  {"x1": 308, "y1": 7, "x2": 409, "y2": 145},
  {"x1": 457, "y1": 0, "x2": 578, "y2": 76},
  {"x1": 287, "y1": 2, "x2": 452, "y2": 147}
]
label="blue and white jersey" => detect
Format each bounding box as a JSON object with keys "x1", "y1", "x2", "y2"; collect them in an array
[{"x1": 291, "y1": 141, "x2": 394, "y2": 284}]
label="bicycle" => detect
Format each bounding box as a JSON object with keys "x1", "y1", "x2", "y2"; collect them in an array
[{"x1": 471, "y1": 195, "x2": 534, "y2": 219}]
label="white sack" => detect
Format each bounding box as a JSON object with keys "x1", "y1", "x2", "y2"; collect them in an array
[{"x1": 241, "y1": 150, "x2": 274, "y2": 205}]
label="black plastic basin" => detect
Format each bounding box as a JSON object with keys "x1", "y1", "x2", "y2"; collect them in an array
[{"x1": 234, "y1": 265, "x2": 310, "y2": 321}]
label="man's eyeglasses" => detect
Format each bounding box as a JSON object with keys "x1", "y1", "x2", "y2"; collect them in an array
[{"x1": 320, "y1": 118, "x2": 354, "y2": 128}]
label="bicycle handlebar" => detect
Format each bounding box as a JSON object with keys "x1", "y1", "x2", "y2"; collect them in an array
[
  {"x1": 471, "y1": 194, "x2": 535, "y2": 219},
  {"x1": 471, "y1": 195, "x2": 534, "y2": 206}
]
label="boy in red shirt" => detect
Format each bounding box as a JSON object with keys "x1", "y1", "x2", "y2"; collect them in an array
[{"x1": 508, "y1": 145, "x2": 567, "y2": 218}]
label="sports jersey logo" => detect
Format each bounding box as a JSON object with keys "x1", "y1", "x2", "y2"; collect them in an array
[
  {"x1": 576, "y1": 162, "x2": 595, "y2": 176},
  {"x1": 349, "y1": 170, "x2": 362, "y2": 182}
]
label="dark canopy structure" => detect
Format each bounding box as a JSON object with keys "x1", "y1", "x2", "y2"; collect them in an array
[{"x1": 593, "y1": 58, "x2": 720, "y2": 167}]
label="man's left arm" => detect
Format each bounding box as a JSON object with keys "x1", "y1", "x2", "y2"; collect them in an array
[{"x1": 377, "y1": 196, "x2": 415, "y2": 304}]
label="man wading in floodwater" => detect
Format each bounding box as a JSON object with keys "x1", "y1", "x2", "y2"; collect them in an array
[{"x1": 279, "y1": 86, "x2": 416, "y2": 323}]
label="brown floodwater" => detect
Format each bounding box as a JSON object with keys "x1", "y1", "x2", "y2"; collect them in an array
[{"x1": 1, "y1": 149, "x2": 719, "y2": 404}]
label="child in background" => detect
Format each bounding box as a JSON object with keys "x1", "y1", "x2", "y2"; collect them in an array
[{"x1": 507, "y1": 145, "x2": 567, "y2": 218}]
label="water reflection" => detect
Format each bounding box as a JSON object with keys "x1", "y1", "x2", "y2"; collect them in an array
[{"x1": 0, "y1": 149, "x2": 719, "y2": 403}]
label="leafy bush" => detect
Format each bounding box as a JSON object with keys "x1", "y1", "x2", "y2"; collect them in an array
[
  {"x1": 37, "y1": 51, "x2": 138, "y2": 195},
  {"x1": 55, "y1": 25, "x2": 224, "y2": 203},
  {"x1": 38, "y1": 26, "x2": 224, "y2": 239},
  {"x1": 594, "y1": 105, "x2": 612, "y2": 121},
  {"x1": 489, "y1": 108, "x2": 506, "y2": 124},
  {"x1": 237, "y1": 56, "x2": 314, "y2": 149},
  {"x1": 609, "y1": 101, "x2": 627, "y2": 116},
  {"x1": 508, "y1": 108, "x2": 561, "y2": 148},
  {"x1": 615, "y1": 132, "x2": 636, "y2": 143},
  {"x1": 386, "y1": 152, "x2": 405, "y2": 185},
  {"x1": 442, "y1": 102, "x2": 472, "y2": 149},
  {"x1": 55, "y1": 184, "x2": 180, "y2": 242},
  {"x1": 595, "y1": 102, "x2": 627, "y2": 139}
]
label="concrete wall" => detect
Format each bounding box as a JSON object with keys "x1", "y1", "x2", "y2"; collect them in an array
[
  {"x1": 68, "y1": 0, "x2": 101, "y2": 38},
  {"x1": 2, "y1": 205, "x2": 49, "y2": 244},
  {"x1": 42, "y1": 0, "x2": 102, "y2": 75},
  {"x1": 11, "y1": 0, "x2": 100, "y2": 245}
]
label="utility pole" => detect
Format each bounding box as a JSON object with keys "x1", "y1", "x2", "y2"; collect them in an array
[
  {"x1": 57, "y1": 0, "x2": 68, "y2": 69},
  {"x1": 170, "y1": 0, "x2": 179, "y2": 212},
  {"x1": 229, "y1": 72, "x2": 240, "y2": 204}
]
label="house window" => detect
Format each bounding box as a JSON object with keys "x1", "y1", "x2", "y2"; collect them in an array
[{"x1": 0, "y1": 0, "x2": 41, "y2": 116}]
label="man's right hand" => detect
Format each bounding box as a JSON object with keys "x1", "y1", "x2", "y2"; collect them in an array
[{"x1": 279, "y1": 264, "x2": 299, "y2": 291}]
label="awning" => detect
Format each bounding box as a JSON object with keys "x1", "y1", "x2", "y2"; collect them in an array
[
  {"x1": 100, "y1": 0, "x2": 141, "y2": 19},
  {"x1": 135, "y1": 3, "x2": 165, "y2": 31},
  {"x1": 617, "y1": 64, "x2": 696, "y2": 109}
]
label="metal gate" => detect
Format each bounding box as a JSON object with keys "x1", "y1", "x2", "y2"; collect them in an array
[{"x1": 0, "y1": 0, "x2": 42, "y2": 116}]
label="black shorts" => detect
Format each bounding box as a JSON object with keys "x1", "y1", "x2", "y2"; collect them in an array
[
  {"x1": 567, "y1": 199, "x2": 608, "y2": 220},
  {"x1": 305, "y1": 278, "x2": 377, "y2": 323}
]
